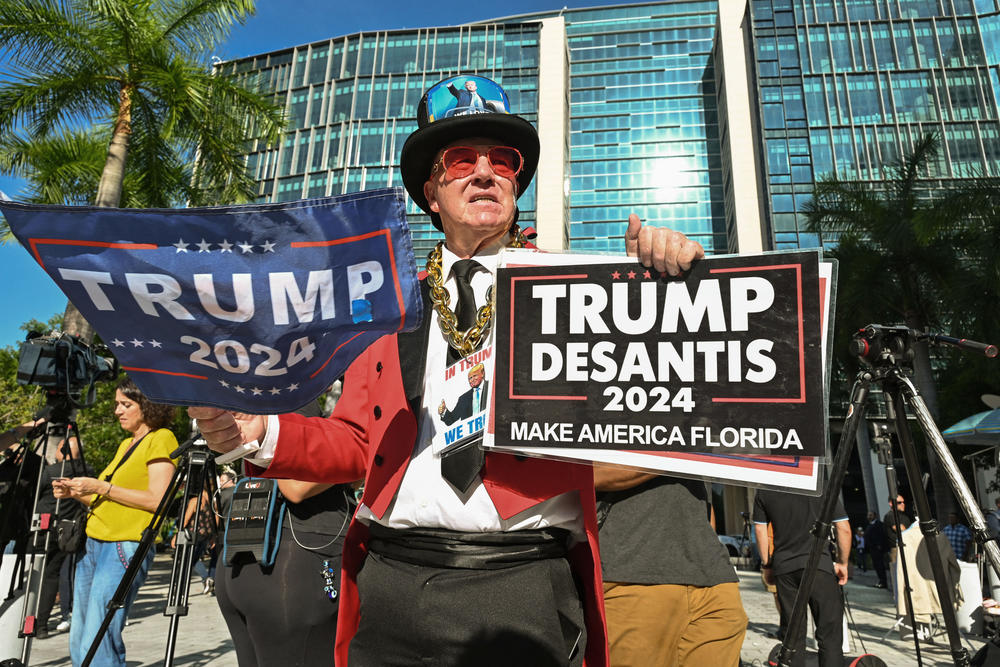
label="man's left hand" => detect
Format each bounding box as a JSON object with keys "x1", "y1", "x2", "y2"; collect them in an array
[
  {"x1": 624, "y1": 213, "x2": 704, "y2": 275},
  {"x1": 834, "y1": 562, "x2": 849, "y2": 585}
]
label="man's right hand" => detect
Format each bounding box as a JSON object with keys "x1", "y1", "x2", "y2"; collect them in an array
[{"x1": 187, "y1": 407, "x2": 267, "y2": 454}]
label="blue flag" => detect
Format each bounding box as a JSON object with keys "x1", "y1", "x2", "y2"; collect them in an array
[{"x1": 2, "y1": 189, "x2": 422, "y2": 413}]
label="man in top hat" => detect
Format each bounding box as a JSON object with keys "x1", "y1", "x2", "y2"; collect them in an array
[{"x1": 191, "y1": 74, "x2": 703, "y2": 667}]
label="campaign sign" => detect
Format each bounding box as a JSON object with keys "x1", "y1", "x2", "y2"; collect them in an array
[
  {"x1": 1, "y1": 189, "x2": 422, "y2": 413},
  {"x1": 432, "y1": 346, "x2": 494, "y2": 456},
  {"x1": 492, "y1": 250, "x2": 826, "y2": 456}
]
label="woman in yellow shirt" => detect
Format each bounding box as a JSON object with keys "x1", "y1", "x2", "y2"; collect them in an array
[{"x1": 53, "y1": 377, "x2": 177, "y2": 667}]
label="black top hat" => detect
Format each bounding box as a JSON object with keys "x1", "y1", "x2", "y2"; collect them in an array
[{"x1": 400, "y1": 75, "x2": 540, "y2": 231}]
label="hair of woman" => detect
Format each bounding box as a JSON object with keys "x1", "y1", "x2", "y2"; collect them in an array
[{"x1": 116, "y1": 377, "x2": 176, "y2": 431}]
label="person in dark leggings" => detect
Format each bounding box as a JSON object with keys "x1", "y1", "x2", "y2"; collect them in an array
[{"x1": 215, "y1": 481, "x2": 351, "y2": 666}]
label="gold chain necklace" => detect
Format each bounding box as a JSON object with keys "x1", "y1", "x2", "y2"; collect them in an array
[{"x1": 426, "y1": 225, "x2": 526, "y2": 358}]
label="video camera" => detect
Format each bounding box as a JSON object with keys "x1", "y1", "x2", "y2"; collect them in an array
[
  {"x1": 16, "y1": 332, "x2": 118, "y2": 408},
  {"x1": 849, "y1": 325, "x2": 915, "y2": 368}
]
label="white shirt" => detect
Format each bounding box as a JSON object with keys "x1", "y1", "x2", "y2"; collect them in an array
[{"x1": 251, "y1": 238, "x2": 582, "y2": 538}]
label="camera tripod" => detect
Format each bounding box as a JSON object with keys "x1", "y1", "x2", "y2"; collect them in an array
[
  {"x1": 774, "y1": 324, "x2": 999, "y2": 667},
  {"x1": 0, "y1": 398, "x2": 90, "y2": 667},
  {"x1": 80, "y1": 434, "x2": 216, "y2": 667}
]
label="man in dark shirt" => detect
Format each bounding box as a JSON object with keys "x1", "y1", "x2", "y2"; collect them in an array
[
  {"x1": 883, "y1": 494, "x2": 913, "y2": 546},
  {"x1": 597, "y1": 471, "x2": 746, "y2": 666},
  {"x1": 864, "y1": 511, "x2": 888, "y2": 589},
  {"x1": 35, "y1": 436, "x2": 92, "y2": 637},
  {"x1": 754, "y1": 489, "x2": 851, "y2": 667},
  {"x1": 883, "y1": 493, "x2": 913, "y2": 594}
]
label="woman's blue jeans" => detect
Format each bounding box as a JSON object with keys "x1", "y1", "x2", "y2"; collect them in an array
[{"x1": 70, "y1": 537, "x2": 154, "y2": 667}]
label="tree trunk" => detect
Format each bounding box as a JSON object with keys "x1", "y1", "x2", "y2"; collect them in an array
[
  {"x1": 64, "y1": 85, "x2": 133, "y2": 340},
  {"x1": 95, "y1": 85, "x2": 132, "y2": 208}
]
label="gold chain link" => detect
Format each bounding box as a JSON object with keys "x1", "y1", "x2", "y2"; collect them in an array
[{"x1": 427, "y1": 225, "x2": 526, "y2": 358}]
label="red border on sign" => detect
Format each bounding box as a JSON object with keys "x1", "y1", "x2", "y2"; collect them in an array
[
  {"x1": 121, "y1": 366, "x2": 208, "y2": 380},
  {"x1": 507, "y1": 274, "x2": 589, "y2": 401},
  {"x1": 30, "y1": 228, "x2": 412, "y2": 382},
  {"x1": 708, "y1": 263, "x2": 806, "y2": 404}
]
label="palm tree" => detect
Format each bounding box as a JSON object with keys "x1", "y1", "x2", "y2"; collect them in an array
[
  {"x1": 803, "y1": 133, "x2": 977, "y2": 517},
  {"x1": 0, "y1": 0, "x2": 284, "y2": 336},
  {"x1": 0, "y1": 127, "x2": 193, "y2": 214}
]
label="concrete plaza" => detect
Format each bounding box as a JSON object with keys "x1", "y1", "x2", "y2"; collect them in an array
[{"x1": 18, "y1": 552, "x2": 991, "y2": 666}]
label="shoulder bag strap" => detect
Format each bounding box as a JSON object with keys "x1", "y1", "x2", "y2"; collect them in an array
[{"x1": 102, "y1": 432, "x2": 149, "y2": 484}]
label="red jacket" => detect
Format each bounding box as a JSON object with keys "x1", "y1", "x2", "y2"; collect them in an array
[{"x1": 255, "y1": 316, "x2": 608, "y2": 666}]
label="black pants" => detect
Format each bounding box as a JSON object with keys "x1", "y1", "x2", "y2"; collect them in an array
[
  {"x1": 36, "y1": 538, "x2": 68, "y2": 627},
  {"x1": 348, "y1": 551, "x2": 585, "y2": 667},
  {"x1": 216, "y1": 528, "x2": 341, "y2": 667},
  {"x1": 776, "y1": 569, "x2": 843, "y2": 667},
  {"x1": 870, "y1": 545, "x2": 887, "y2": 586}
]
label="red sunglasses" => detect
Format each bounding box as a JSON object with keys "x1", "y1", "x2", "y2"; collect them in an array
[{"x1": 432, "y1": 146, "x2": 523, "y2": 181}]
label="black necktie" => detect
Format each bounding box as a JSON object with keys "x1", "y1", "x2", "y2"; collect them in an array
[
  {"x1": 448, "y1": 259, "x2": 481, "y2": 363},
  {"x1": 452, "y1": 259, "x2": 481, "y2": 330},
  {"x1": 442, "y1": 259, "x2": 486, "y2": 492}
]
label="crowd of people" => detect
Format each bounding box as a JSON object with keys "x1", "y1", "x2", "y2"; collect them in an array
[{"x1": 2, "y1": 73, "x2": 997, "y2": 667}]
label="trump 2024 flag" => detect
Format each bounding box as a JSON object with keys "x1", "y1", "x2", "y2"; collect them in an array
[{"x1": 2, "y1": 188, "x2": 422, "y2": 413}]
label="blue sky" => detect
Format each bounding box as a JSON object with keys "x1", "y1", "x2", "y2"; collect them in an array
[{"x1": 0, "y1": 0, "x2": 603, "y2": 348}]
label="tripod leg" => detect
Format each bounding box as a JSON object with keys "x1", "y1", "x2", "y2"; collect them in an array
[
  {"x1": 887, "y1": 380, "x2": 970, "y2": 667},
  {"x1": 897, "y1": 375, "x2": 1000, "y2": 580},
  {"x1": 81, "y1": 461, "x2": 186, "y2": 667},
  {"x1": 163, "y1": 449, "x2": 215, "y2": 666},
  {"x1": 777, "y1": 373, "x2": 871, "y2": 667}
]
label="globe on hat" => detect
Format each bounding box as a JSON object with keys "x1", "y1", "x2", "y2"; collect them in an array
[{"x1": 399, "y1": 75, "x2": 540, "y2": 231}]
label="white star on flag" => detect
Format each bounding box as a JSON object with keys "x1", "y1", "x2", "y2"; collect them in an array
[
  {"x1": 219, "y1": 379, "x2": 230, "y2": 388},
  {"x1": 238, "y1": 241, "x2": 254, "y2": 254},
  {"x1": 218, "y1": 239, "x2": 233, "y2": 253},
  {"x1": 111, "y1": 339, "x2": 125, "y2": 347},
  {"x1": 269, "y1": 387, "x2": 282, "y2": 395},
  {"x1": 261, "y1": 240, "x2": 276, "y2": 252},
  {"x1": 251, "y1": 387, "x2": 263, "y2": 396},
  {"x1": 173, "y1": 238, "x2": 190, "y2": 253},
  {"x1": 287, "y1": 383, "x2": 299, "y2": 391},
  {"x1": 130, "y1": 338, "x2": 144, "y2": 347},
  {"x1": 196, "y1": 239, "x2": 212, "y2": 252},
  {"x1": 234, "y1": 385, "x2": 246, "y2": 393},
  {"x1": 149, "y1": 340, "x2": 162, "y2": 348}
]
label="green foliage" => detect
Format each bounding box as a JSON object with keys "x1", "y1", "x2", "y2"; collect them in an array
[
  {"x1": 0, "y1": 343, "x2": 45, "y2": 427},
  {"x1": 0, "y1": 0, "x2": 285, "y2": 236},
  {"x1": 804, "y1": 134, "x2": 1000, "y2": 516},
  {"x1": 1, "y1": 313, "x2": 191, "y2": 472},
  {"x1": 804, "y1": 134, "x2": 1000, "y2": 426},
  {"x1": 0, "y1": 127, "x2": 194, "y2": 214}
]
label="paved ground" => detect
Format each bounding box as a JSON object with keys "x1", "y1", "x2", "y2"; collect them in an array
[{"x1": 15, "y1": 552, "x2": 993, "y2": 666}]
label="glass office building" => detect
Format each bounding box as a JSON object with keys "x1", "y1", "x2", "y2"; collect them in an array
[
  {"x1": 745, "y1": 0, "x2": 1000, "y2": 249},
  {"x1": 218, "y1": 0, "x2": 1000, "y2": 252},
  {"x1": 217, "y1": 2, "x2": 728, "y2": 258}
]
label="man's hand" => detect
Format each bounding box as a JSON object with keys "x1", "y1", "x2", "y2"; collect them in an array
[
  {"x1": 834, "y1": 562, "x2": 849, "y2": 585},
  {"x1": 188, "y1": 407, "x2": 266, "y2": 454},
  {"x1": 624, "y1": 213, "x2": 704, "y2": 276},
  {"x1": 761, "y1": 566, "x2": 776, "y2": 587}
]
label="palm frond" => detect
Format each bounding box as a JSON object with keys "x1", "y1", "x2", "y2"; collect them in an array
[{"x1": 158, "y1": 0, "x2": 255, "y2": 54}]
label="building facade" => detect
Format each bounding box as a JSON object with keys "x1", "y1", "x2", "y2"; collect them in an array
[
  {"x1": 219, "y1": 0, "x2": 1000, "y2": 257},
  {"x1": 736, "y1": 0, "x2": 1000, "y2": 250},
  {"x1": 218, "y1": 2, "x2": 730, "y2": 258}
]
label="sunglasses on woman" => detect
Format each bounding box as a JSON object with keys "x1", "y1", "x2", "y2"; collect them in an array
[{"x1": 432, "y1": 146, "x2": 523, "y2": 181}]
